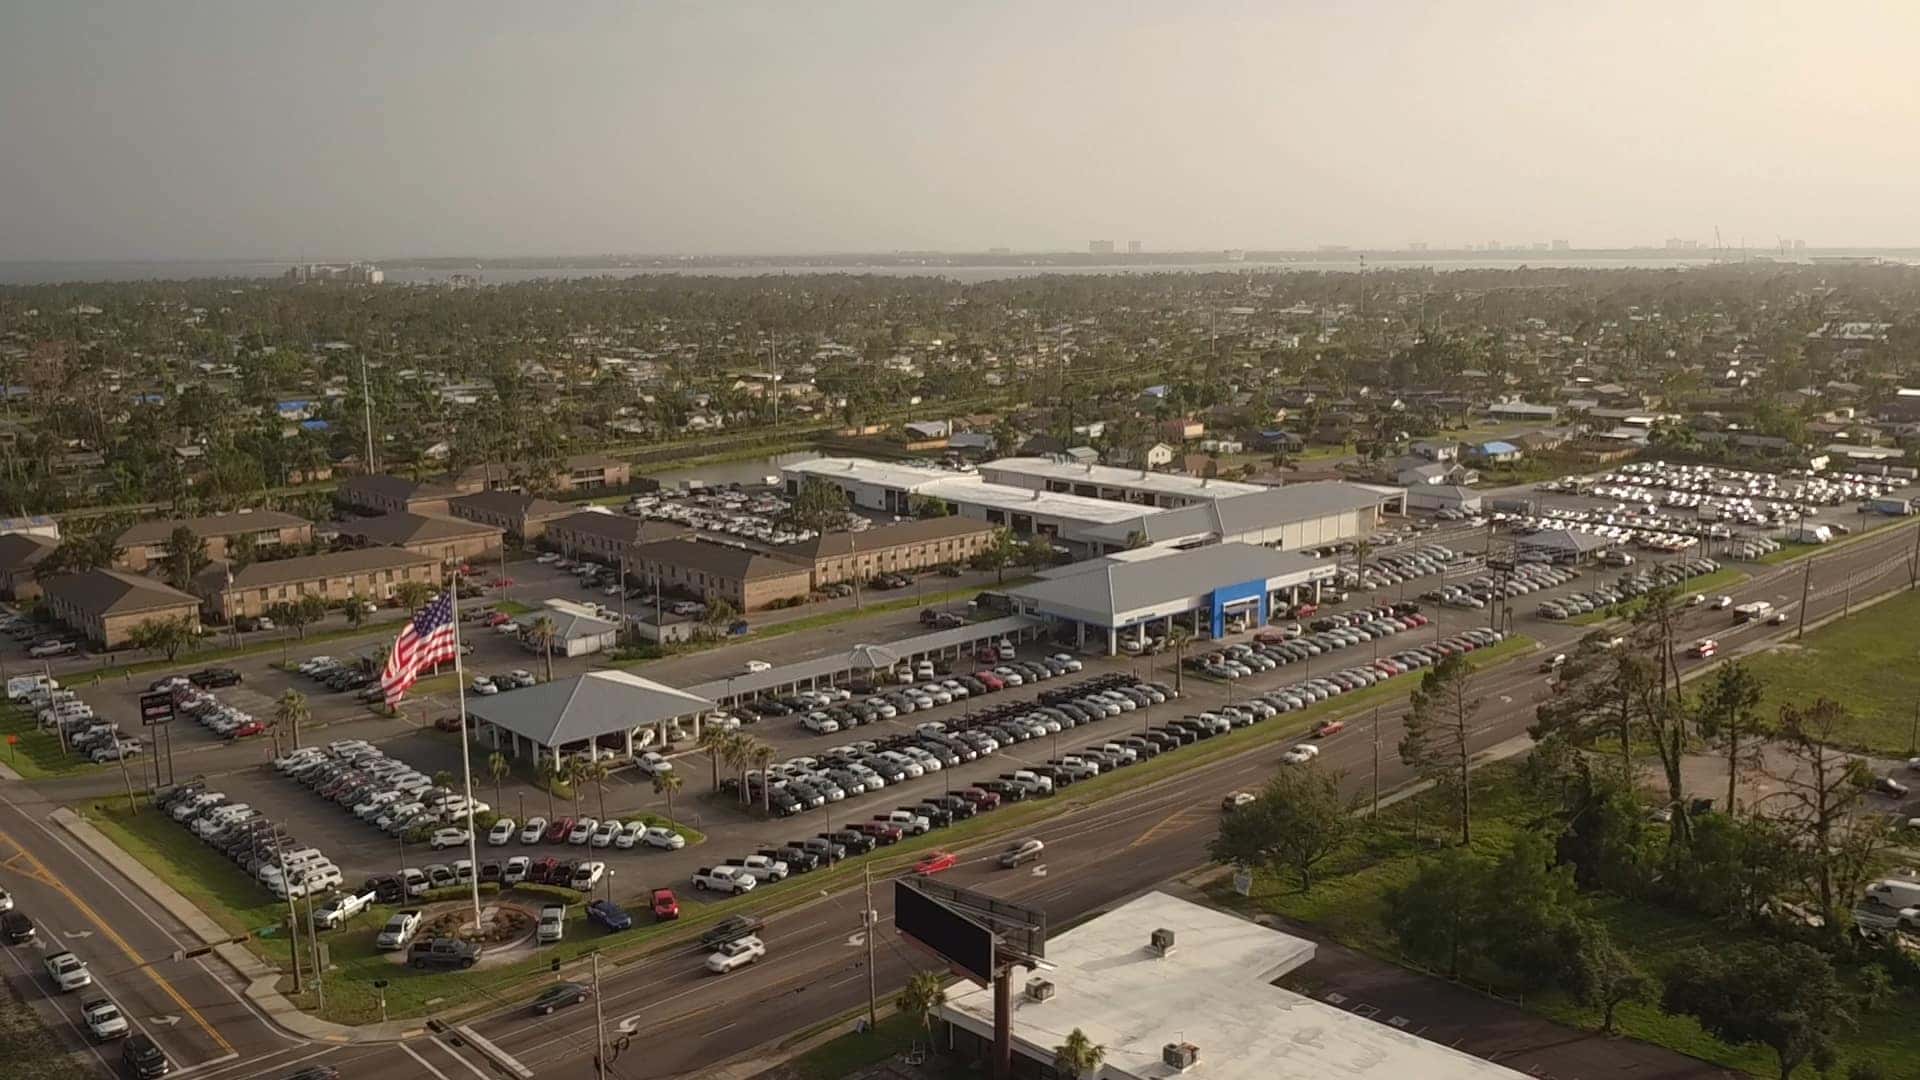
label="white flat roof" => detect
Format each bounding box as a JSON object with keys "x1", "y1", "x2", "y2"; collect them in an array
[
  {"x1": 983, "y1": 456, "x2": 1266, "y2": 499},
  {"x1": 917, "y1": 477, "x2": 1159, "y2": 525},
  {"x1": 938, "y1": 891, "x2": 1526, "y2": 1080},
  {"x1": 784, "y1": 456, "x2": 953, "y2": 491}
]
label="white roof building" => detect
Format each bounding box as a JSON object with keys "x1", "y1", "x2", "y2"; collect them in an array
[
  {"x1": 978, "y1": 455, "x2": 1265, "y2": 507},
  {"x1": 936, "y1": 891, "x2": 1527, "y2": 1080}
]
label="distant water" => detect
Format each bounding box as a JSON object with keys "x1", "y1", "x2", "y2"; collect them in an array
[{"x1": 3, "y1": 253, "x2": 1915, "y2": 286}]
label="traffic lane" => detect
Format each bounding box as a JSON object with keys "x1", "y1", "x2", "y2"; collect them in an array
[{"x1": 0, "y1": 795, "x2": 248, "y2": 1071}]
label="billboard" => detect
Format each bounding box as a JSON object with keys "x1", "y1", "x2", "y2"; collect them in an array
[{"x1": 895, "y1": 879, "x2": 995, "y2": 986}]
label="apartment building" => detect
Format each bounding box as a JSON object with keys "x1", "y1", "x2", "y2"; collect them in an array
[
  {"x1": 447, "y1": 491, "x2": 573, "y2": 542},
  {"x1": 194, "y1": 547, "x2": 441, "y2": 620},
  {"x1": 115, "y1": 510, "x2": 313, "y2": 572},
  {"x1": 793, "y1": 517, "x2": 994, "y2": 587},
  {"x1": 42, "y1": 570, "x2": 201, "y2": 649},
  {"x1": 630, "y1": 539, "x2": 813, "y2": 612},
  {"x1": 542, "y1": 510, "x2": 690, "y2": 563},
  {"x1": 335, "y1": 512, "x2": 504, "y2": 565},
  {"x1": 337, "y1": 474, "x2": 474, "y2": 516}
]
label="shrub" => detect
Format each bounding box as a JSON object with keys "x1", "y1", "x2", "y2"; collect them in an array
[{"x1": 514, "y1": 882, "x2": 586, "y2": 905}]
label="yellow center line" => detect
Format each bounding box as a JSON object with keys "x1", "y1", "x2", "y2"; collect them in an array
[
  {"x1": 1125, "y1": 807, "x2": 1200, "y2": 851},
  {"x1": 0, "y1": 824, "x2": 234, "y2": 1055}
]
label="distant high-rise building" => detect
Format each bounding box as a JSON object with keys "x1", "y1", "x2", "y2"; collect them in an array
[
  {"x1": 1126, "y1": 240, "x2": 1142, "y2": 254},
  {"x1": 1408, "y1": 241, "x2": 1428, "y2": 252},
  {"x1": 1552, "y1": 239, "x2": 1571, "y2": 251},
  {"x1": 1089, "y1": 240, "x2": 1114, "y2": 255}
]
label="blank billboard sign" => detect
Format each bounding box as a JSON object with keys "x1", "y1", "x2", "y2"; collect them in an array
[{"x1": 895, "y1": 879, "x2": 995, "y2": 986}]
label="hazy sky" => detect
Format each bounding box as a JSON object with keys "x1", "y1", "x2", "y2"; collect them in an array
[{"x1": 4, "y1": 0, "x2": 1918, "y2": 260}]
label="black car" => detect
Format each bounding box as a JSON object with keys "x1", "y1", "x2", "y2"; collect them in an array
[
  {"x1": 824, "y1": 829, "x2": 876, "y2": 855},
  {"x1": 531, "y1": 980, "x2": 593, "y2": 1015},
  {"x1": 189, "y1": 668, "x2": 242, "y2": 689},
  {"x1": 363, "y1": 875, "x2": 405, "y2": 905},
  {"x1": 122, "y1": 1033, "x2": 171, "y2": 1077},
  {"x1": 912, "y1": 802, "x2": 955, "y2": 827},
  {"x1": 1, "y1": 911, "x2": 34, "y2": 943},
  {"x1": 931, "y1": 794, "x2": 977, "y2": 820},
  {"x1": 760, "y1": 846, "x2": 819, "y2": 873},
  {"x1": 977, "y1": 779, "x2": 1026, "y2": 802},
  {"x1": 700, "y1": 914, "x2": 767, "y2": 951}
]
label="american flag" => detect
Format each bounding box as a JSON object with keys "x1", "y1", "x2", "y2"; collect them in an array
[{"x1": 380, "y1": 591, "x2": 458, "y2": 706}]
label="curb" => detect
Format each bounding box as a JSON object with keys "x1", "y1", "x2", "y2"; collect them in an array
[{"x1": 51, "y1": 806, "x2": 422, "y2": 1045}]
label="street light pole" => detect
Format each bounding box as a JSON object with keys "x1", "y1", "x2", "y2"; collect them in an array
[{"x1": 592, "y1": 951, "x2": 608, "y2": 1079}]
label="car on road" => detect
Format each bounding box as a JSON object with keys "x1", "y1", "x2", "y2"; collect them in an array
[
  {"x1": 122, "y1": 1033, "x2": 172, "y2": 1078},
  {"x1": 531, "y1": 981, "x2": 592, "y2": 1015},
  {"x1": 1221, "y1": 791, "x2": 1256, "y2": 812},
  {"x1": 376, "y1": 910, "x2": 423, "y2": 950},
  {"x1": 0, "y1": 910, "x2": 30, "y2": 944},
  {"x1": 998, "y1": 838, "x2": 1045, "y2": 868},
  {"x1": 1280, "y1": 744, "x2": 1320, "y2": 765},
  {"x1": 705, "y1": 936, "x2": 767, "y2": 974},
  {"x1": 1876, "y1": 777, "x2": 1912, "y2": 798},
  {"x1": 81, "y1": 996, "x2": 128, "y2": 1040},
  {"x1": 700, "y1": 914, "x2": 766, "y2": 950},
  {"x1": 914, "y1": 850, "x2": 957, "y2": 875},
  {"x1": 1311, "y1": 719, "x2": 1346, "y2": 738},
  {"x1": 1709, "y1": 595, "x2": 1732, "y2": 610},
  {"x1": 44, "y1": 950, "x2": 91, "y2": 991},
  {"x1": 589, "y1": 899, "x2": 635, "y2": 931},
  {"x1": 1689, "y1": 638, "x2": 1719, "y2": 659},
  {"x1": 0, "y1": 886, "x2": 10, "y2": 912}
]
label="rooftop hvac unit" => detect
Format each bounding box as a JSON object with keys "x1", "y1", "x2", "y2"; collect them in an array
[
  {"x1": 1150, "y1": 928, "x2": 1176, "y2": 956},
  {"x1": 1024, "y1": 977, "x2": 1055, "y2": 1003},
  {"x1": 1162, "y1": 1042, "x2": 1200, "y2": 1071}
]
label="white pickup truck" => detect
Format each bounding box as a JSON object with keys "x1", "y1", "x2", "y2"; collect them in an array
[
  {"x1": 691, "y1": 866, "x2": 757, "y2": 894},
  {"x1": 312, "y1": 890, "x2": 376, "y2": 931}
]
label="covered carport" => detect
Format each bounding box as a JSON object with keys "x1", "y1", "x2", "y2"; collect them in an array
[
  {"x1": 685, "y1": 614, "x2": 1044, "y2": 706},
  {"x1": 467, "y1": 670, "x2": 715, "y2": 766}
]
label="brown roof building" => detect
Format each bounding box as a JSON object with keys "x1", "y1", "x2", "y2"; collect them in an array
[
  {"x1": 42, "y1": 569, "x2": 201, "y2": 648},
  {"x1": 194, "y1": 547, "x2": 441, "y2": 620},
  {"x1": 337, "y1": 474, "x2": 474, "y2": 516},
  {"x1": 793, "y1": 517, "x2": 994, "y2": 587},
  {"x1": 0, "y1": 533, "x2": 57, "y2": 601},
  {"x1": 335, "y1": 513, "x2": 504, "y2": 565},
  {"x1": 448, "y1": 491, "x2": 573, "y2": 541},
  {"x1": 631, "y1": 539, "x2": 812, "y2": 612},
  {"x1": 115, "y1": 509, "x2": 313, "y2": 572},
  {"x1": 543, "y1": 511, "x2": 691, "y2": 563}
]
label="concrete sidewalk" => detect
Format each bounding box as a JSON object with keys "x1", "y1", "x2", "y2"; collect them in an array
[{"x1": 51, "y1": 806, "x2": 428, "y2": 1044}]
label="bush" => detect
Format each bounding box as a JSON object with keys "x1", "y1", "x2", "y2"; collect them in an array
[
  {"x1": 419, "y1": 882, "x2": 501, "y2": 903},
  {"x1": 513, "y1": 882, "x2": 585, "y2": 905}
]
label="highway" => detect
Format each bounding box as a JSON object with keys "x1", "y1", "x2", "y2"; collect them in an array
[{"x1": 3, "y1": 520, "x2": 1915, "y2": 1078}]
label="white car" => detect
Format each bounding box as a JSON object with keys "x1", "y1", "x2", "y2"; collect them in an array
[
  {"x1": 0, "y1": 885, "x2": 11, "y2": 912},
  {"x1": 636, "y1": 752, "x2": 673, "y2": 776},
  {"x1": 743, "y1": 660, "x2": 772, "y2": 673},
  {"x1": 1280, "y1": 744, "x2": 1321, "y2": 765},
  {"x1": 590, "y1": 819, "x2": 622, "y2": 847},
  {"x1": 642, "y1": 826, "x2": 685, "y2": 850},
  {"x1": 470, "y1": 676, "x2": 499, "y2": 695},
  {"x1": 44, "y1": 951, "x2": 91, "y2": 991},
  {"x1": 520, "y1": 816, "x2": 549, "y2": 844},
  {"x1": 429, "y1": 827, "x2": 471, "y2": 850},
  {"x1": 503, "y1": 856, "x2": 532, "y2": 885},
  {"x1": 376, "y1": 910, "x2": 423, "y2": 950},
  {"x1": 705, "y1": 936, "x2": 767, "y2": 974},
  {"x1": 569, "y1": 818, "x2": 599, "y2": 845},
  {"x1": 535, "y1": 552, "x2": 561, "y2": 564},
  {"x1": 537, "y1": 904, "x2": 566, "y2": 944},
  {"x1": 692, "y1": 866, "x2": 755, "y2": 894},
  {"x1": 81, "y1": 997, "x2": 128, "y2": 1040},
  {"x1": 488, "y1": 818, "x2": 517, "y2": 846},
  {"x1": 614, "y1": 820, "x2": 647, "y2": 849}
]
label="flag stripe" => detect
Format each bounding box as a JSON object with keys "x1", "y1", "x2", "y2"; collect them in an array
[{"x1": 381, "y1": 591, "x2": 458, "y2": 706}]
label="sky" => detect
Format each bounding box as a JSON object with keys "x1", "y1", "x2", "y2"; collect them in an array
[{"x1": 3, "y1": 0, "x2": 1919, "y2": 261}]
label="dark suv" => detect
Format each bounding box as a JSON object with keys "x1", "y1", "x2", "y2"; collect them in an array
[
  {"x1": 700, "y1": 914, "x2": 767, "y2": 951},
  {"x1": 123, "y1": 1033, "x2": 172, "y2": 1077},
  {"x1": 189, "y1": 668, "x2": 242, "y2": 689}
]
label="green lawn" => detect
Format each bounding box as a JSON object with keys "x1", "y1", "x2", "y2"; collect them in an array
[
  {"x1": 1735, "y1": 587, "x2": 1920, "y2": 756},
  {"x1": 65, "y1": 620, "x2": 392, "y2": 687},
  {"x1": 493, "y1": 600, "x2": 533, "y2": 616},
  {"x1": 785, "y1": 1012, "x2": 956, "y2": 1080},
  {"x1": 1568, "y1": 568, "x2": 1749, "y2": 625},
  {"x1": 0, "y1": 703, "x2": 104, "y2": 779},
  {"x1": 0, "y1": 977, "x2": 85, "y2": 1080},
  {"x1": 1212, "y1": 761, "x2": 1920, "y2": 1079}
]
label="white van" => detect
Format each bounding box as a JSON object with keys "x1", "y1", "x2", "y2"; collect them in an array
[{"x1": 1863, "y1": 878, "x2": 1920, "y2": 911}]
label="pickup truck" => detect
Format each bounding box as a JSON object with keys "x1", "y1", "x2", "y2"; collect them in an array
[
  {"x1": 723, "y1": 855, "x2": 790, "y2": 883},
  {"x1": 700, "y1": 914, "x2": 767, "y2": 951},
  {"x1": 407, "y1": 937, "x2": 480, "y2": 970},
  {"x1": 312, "y1": 890, "x2": 376, "y2": 931},
  {"x1": 376, "y1": 910, "x2": 423, "y2": 950},
  {"x1": 874, "y1": 809, "x2": 931, "y2": 835},
  {"x1": 691, "y1": 866, "x2": 757, "y2": 894}
]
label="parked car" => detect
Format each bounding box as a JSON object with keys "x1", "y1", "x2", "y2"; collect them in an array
[
  {"x1": 407, "y1": 937, "x2": 481, "y2": 970},
  {"x1": 589, "y1": 899, "x2": 635, "y2": 931}
]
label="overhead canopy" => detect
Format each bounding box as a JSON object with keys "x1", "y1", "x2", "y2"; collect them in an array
[{"x1": 466, "y1": 670, "x2": 713, "y2": 748}]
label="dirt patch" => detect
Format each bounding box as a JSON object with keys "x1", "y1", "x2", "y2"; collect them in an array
[{"x1": 421, "y1": 903, "x2": 534, "y2": 945}]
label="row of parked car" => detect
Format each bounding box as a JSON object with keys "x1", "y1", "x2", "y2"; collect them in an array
[
  {"x1": 273, "y1": 739, "x2": 488, "y2": 845},
  {"x1": 158, "y1": 780, "x2": 341, "y2": 900},
  {"x1": 1356, "y1": 544, "x2": 1471, "y2": 590},
  {"x1": 156, "y1": 675, "x2": 267, "y2": 740},
  {"x1": 291, "y1": 655, "x2": 389, "y2": 701},
  {"x1": 1424, "y1": 561, "x2": 1581, "y2": 610},
  {"x1": 1188, "y1": 604, "x2": 1430, "y2": 680},
  {"x1": 1535, "y1": 557, "x2": 1721, "y2": 620},
  {"x1": 25, "y1": 684, "x2": 142, "y2": 763},
  {"x1": 784, "y1": 654, "x2": 1085, "y2": 734},
  {"x1": 482, "y1": 813, "x2": 686, "y2": 852}
]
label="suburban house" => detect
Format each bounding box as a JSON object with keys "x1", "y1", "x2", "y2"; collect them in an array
[
  {"x1": 630, "y1": 538, "x2": 813, "y2": 612},
  {"x1": 42, "y1": 569, "x2": 201, "y2": 649},
  {"x1": 1469, "y1": 439, "x2": 1523, "y2": 463},
  {"x1": 1107, "y1": 442, "x2": 1175, "y2": 468},
  {"x1": 542, "y1": 510, "x2": 690, "y2": 564},
  {"x1": 337, "y1": 474, "x2": 472, "y2": 516},
  {"x1": 1409, "y1": 439, "x2": 1459, "y2": 462},
  {"x1": 334, "y1": 512, "x2": 504, "y2": 565},
  {"x1": 194, "y1": 547, "x2": 441, "y2": 621},
  {"x1": 447, "y1": 491, "x2": 573, "y2": 542},
  {"x1": 789, "y1": 516, "x2": 995, "y2": 587},
  {"x1": 1159, "y1": 417, "x2": 1205, "y2": 442},
  {"x1": 0, "y1": 533, "x2": 56, "y2": 600},
  {"x1": 1394, "y1": 458, "x2": 1480, "y2": 486},
  {"x1": 115, "y1": 510, "x2": 313, "y2": 572},
  {"x1": 553, "y1": 453, "x2": 632, "y2": 492},
  {"x1": 1486, "y1": 401, "x2": 1559, "y2": 422},
  {"x1": 525, "y1": 600, "x2": 621, "y2": 658}
]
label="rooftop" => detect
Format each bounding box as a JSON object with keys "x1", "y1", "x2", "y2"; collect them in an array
[
  {"x1": 119, "y1": 509, "x2": 310, "y2": 546},
  {"x1": 1007, "y1": 542, "x2": 1331, "y2": 623},
  {"x1": 202, "y1": 547, "x2": 438, "y2": 591},
  {"x1": 792, "y1": 515, "x2": 993, "y2": 560},
  {"x1": 466, "y1": 670, "x2": 713, "y2": 748},
  {"x1": 1081, "y1": 482, "x2": 1399, "y2": 547},
  {"x1": 979, "y1": 456, "x2": 1265, "y2": 499},
  {"x1": 632, "y1": 538, "x2": 811, "y2": 581},
  {"x1": 938, "y1": 891, "x2": 1527, "y2": 1080},
  {"x1": 43, "y1": 569, "x2": 199, "y2": 616},
  {"x1": 548, "y1": 509, "x2": 690, "y2": 545},
  {"x1": 336, "y1": 512, "x2": 501, "y2": 546},
  {"x1": 448, "y1": 490, "x2": 573, "y2": 519}
]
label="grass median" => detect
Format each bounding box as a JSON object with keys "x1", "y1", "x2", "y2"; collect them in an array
[
  {"x1": 0, "y1": 702, "x2": 105, "y2": 779},
  {"x1": 1568, "y1": 568, "x2": 1749, "y2": 625},
  {"x1": 1731, "y1": 586, "x2": 1920, "y2": 756},
  {"x1": 77, "y1": 634, "x2": 1534, "y2": 1025}
]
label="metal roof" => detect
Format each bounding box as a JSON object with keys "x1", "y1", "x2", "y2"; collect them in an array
[
  {"x1": 465, "y1": 670, "x2": 714, "y2": 748},
  {"x1": 684, "y1": 614, "x2": 1040, "y2": 700},
  {"x1": 1081, "y1": 482, "x2": 1398, "y2": 546},
  {"x1": 1007, "y1": 543, "x2": 1331, "y2": 624},
  {"x1": 978, "y1": 456, "x2": 1265, "y2": 500}
]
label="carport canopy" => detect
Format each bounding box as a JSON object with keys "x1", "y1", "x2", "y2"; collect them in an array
[{"x1": 468, "y1": 670, "x2": 715, "y2": 763}]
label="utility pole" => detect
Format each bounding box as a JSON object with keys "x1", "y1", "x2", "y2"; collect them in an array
[
  {"x1": 360, "y1": 356, "x2": 376, "y2": 473},
  {"x1": 592, "y1": 951, "x2": 608, "y2": 1079},
  {"x1": 1796, "y1": 556, "x2": 1812, "y2": 640},
  {"x1": 277, "y1": 844, "x2": 303, "y2": 994},
  {"x1": 306, "y1": 889, "x2": 325, "y2": 1013},
  {"x1": 863, "y1": 863, "x2": 878, "y2": 1032},
  {"x1": 1371, "y1": 706, "x2": 1381, "y2": 817}
]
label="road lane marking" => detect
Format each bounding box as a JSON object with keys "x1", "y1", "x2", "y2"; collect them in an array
[
  {"x1": 1125, "y1": 808, "x2": 1197, "y2": 851},
  {"x1": 0, "y1": 933, "x2": 118, "y2": 1075},
  {"x1": 429, "y1": 1037, "x2": 494, "y2": 1079},
  {"x1": 400, "y1": 1043, "x2": 454, "y2": 1080}
]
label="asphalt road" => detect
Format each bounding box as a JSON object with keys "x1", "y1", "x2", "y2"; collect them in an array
[{"x1": 5, "y1": 520, "x2": 1916, "y2": 1078}]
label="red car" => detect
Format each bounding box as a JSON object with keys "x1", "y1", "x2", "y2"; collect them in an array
[
  {"x1": 489, "y1": 576, "x2": 516, "y2": 588},
  {"x1": 528, "y1": 856, "x2": 561, "y2": 884},
  {"x1": 1312, "y1": 719, "x2": 1346, "y2": 739},
  {"x1": 1291, "y1": 602, "x2": 1319, "y2": 619},
  {"x1": 958, "y1": 787, "x2": 1002, "y2": 810},
  {"x1": 228, "y1": 721, "x2": 265, "y2": 739},
  {"x1": 484, "y1": 612, "x2": 513, "y2": 628},
  {"x1": 914, "y1": 851, "x2": 957, "y2": 876},
  {"x1": 973, "y1": 671, "x2": 1005, "y2": 691},
  {"x1": 855, "y1": 821, "x2": 903, "y2": 845},
  {"x1": 650, "y1": 888, "x2": 680, "y2": 920},
  {"x1": 545, "y1": 817, "x2": 575, "y2": 844}
]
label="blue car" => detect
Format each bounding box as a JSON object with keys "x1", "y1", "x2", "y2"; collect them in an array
[{"x1": 586, "y1": 899, "x2": 633, "y2": 932}]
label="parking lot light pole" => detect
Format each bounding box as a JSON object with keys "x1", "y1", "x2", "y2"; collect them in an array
[{"x1": 604, "y1": 868, "x2": 615, "y2": 904}]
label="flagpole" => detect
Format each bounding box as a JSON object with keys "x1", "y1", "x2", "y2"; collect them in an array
[{"x1": 449, "y1": 574, "x2": 484, "y2": 931}]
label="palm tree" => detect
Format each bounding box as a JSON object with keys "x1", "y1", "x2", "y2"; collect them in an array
[
  {"x1": 394, "y1": 580, "x2": 434, "y2": 614},
  {"x1": 896, "y1": 972, "x2": 947, "y2": 1044},
  {"x1": 1164, "y1": 625, "x2": 1193, "y2": 695},
  {"x1": 343, "y1": 594, "x2": 368, "y2": 631},
  {"x1": 274, "y1": 690, "x2": 310, "y2": 751},
  {"x1": 539, "y1": 755, "x2": 565, "y2": 820},
  {"x1": 754, "y1": 741, "x2": 776, "y2": 816},
  {"x1": 487, "y1": 751, "x2": 510, "y2": 811},
  {"x1": 564, "y1": 756, "x2": 591, "y2": 815},
  {"x1": 653, "y1": 769, "x2": 683, "y2": 825},
  {"x1": 528, "y1": 615, "x2": 558, "y2": 682},
  {"x1": 1054, "y1": 1028, "x2": 1105, "y2": 1079}
]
